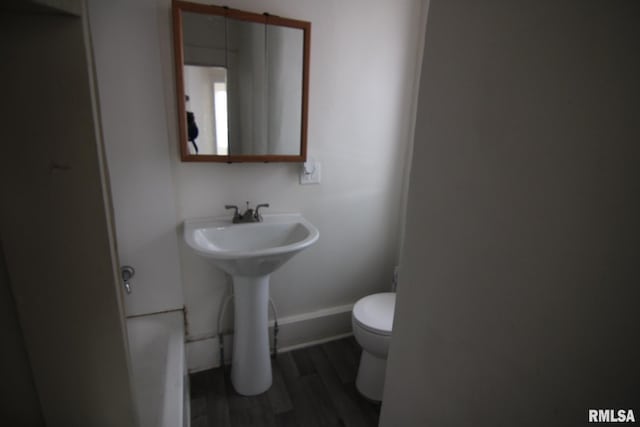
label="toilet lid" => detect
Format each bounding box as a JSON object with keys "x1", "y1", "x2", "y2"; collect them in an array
[{"x1": 353, "y1": 292, "x2": 396, "y2": 336}]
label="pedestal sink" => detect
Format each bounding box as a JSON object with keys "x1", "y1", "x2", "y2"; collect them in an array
[{"x1": 184, "y1": 213, "x2": 319, "y2": 395}]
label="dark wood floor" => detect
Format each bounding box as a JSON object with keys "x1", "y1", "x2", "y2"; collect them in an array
[{"x1": 190, "y1": 336, "x2": 381, "y2": 427}]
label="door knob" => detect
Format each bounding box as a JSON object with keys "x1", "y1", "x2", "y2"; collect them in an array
[{"x1": 121, "y1": 265, "x2": 135, "y2": 294}]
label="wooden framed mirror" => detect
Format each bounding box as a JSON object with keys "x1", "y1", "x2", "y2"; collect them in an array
[{"x1": 172, "y1": 1, "x2": 310, "y2": 162}]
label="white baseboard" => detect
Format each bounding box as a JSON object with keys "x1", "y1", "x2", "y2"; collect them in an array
[
  {"x1": 277, "y1": 332, "x2": 353, "y2": 353},
  {"x1": 186, "y1": 303, "x2": 354, "y2": 373}
]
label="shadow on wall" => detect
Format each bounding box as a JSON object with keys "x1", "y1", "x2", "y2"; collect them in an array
[{"x1": 0, "y1": 243, "x2": 44, "y2": 426}]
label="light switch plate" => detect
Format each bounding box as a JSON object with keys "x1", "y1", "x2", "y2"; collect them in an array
[{"x1": 300, "y1": 162, "x2": 321, "y2": 185}]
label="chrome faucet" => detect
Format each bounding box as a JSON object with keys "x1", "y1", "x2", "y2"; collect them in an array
[{"x1": 225, "y1": 202, "x2": 269, "y2": 223}]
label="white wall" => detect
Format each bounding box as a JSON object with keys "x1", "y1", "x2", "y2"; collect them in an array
[
  {"x1": 382, "y1": 0, "x2": 640, "y2": 425},
  {"x1": 172, "y1": 0, "x2": 426, "y2": 367},
  {"x1": 87, "y1": 0, "x2": 425, "y2": 370}
]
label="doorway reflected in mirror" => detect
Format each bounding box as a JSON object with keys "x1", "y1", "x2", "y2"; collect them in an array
[{"x1": 184, "y1": 65, "x2": 228, "y2": 155}]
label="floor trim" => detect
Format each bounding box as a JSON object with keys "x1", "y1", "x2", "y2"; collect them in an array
[{"x1": 187, "y1": 304, "x2": 354, "y2": 372}]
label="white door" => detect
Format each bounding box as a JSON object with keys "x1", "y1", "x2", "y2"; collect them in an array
[{"x1": 87, "y1": 0, "x2": 184, "y2": 317}]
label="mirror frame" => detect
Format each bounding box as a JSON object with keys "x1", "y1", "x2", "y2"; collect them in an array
[{"x1": 172, "y1": 0, "x2": 311, "y2": 163}]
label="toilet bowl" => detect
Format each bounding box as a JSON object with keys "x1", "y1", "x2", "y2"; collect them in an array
[{"x1": 352, "y1": 292, "x2": 395, "y2": 401}]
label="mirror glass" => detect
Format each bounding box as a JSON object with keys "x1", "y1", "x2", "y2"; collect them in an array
[
  {"x1": 184, "y1": 65, "x2": 228, "y2": 155},
  {"x1": 174, "y1": 2, "x2": 310, "y2": 162}
]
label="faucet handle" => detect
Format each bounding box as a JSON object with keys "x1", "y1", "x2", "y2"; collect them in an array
[
  {"x1": 254, "y1": 203, "x2": 270, "y2": 221},
  {"x1": 225, "y1": 205, "x2": 239, "y2": 219}
]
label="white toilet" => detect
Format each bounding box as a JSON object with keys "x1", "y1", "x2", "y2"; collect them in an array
[{"x1": 352, "y1": 292, "x2": 396, "y2": 401}]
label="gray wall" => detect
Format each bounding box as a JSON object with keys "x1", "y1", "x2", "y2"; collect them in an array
[
  {"x1": 382, "y1": 0, "x2": 640, "y2": 425},
  {"x1": 0, "y1": 11, "x2": 137, "y2": 427},
  {"x1": 0, "y1": 244, "x2": 43, "y2": 426}
]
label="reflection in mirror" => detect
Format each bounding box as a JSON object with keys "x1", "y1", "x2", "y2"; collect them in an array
[
  {"x1": 226, "y1": 18, "x2": 267, "y2": 155},
  {"x1": 173, "y1": 1, "x2": 310, "y2": 162},
  {"x1": 184, "y1": 65, "x2": 228, "y2": 155},
  {"x1": 266, "y1": 25, "x2": 303, "y2": 156},
  {"x1": 181, "y1": 11, "x2": 229, "y2": 155}
]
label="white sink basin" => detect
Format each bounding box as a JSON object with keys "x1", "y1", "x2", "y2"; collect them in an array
[
  {"x1": 184, "y1": 213, "x2": 319, "y2": 276},
  {"x1": 183, "y1": 213, "x2": 319, "y2": 396}
]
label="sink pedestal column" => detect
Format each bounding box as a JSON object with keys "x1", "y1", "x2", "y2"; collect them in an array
[{"x1": 231, "y1": 275, "x2": 272, "y2": 395}]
